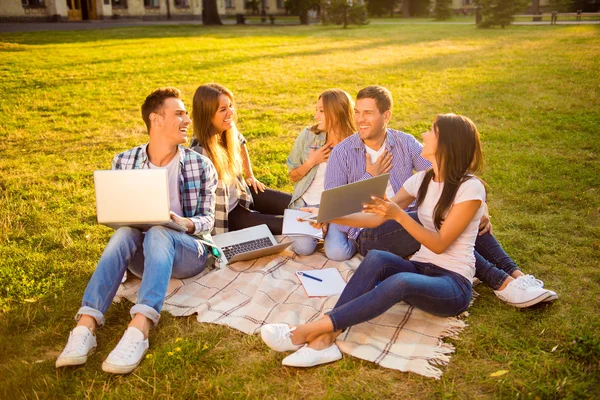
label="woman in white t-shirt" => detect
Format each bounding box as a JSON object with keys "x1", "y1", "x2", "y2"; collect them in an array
[
  {"x1": 286, "y1": 89, "x2": 356, "y2": 254},
  {"x1": 261, "y1": 114, "x2": 546, "y2": 368}
]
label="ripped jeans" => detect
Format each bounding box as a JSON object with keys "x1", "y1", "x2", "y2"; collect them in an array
[{"x1": 77, "y1": 226, "x2": 208, "y2": 326}]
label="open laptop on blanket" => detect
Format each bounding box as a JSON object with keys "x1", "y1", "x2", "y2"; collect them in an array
[
  {"x1": 211, "y1": 224, "x2": 290, "y2": 266},
  {"x1": 94, "y1": 169, "x2": 187, "y2": 232}
]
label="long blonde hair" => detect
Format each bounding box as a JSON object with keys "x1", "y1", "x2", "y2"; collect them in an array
[
  {"x1": 192, "y1": 83, "x2": 242, "y2": 186},
  {"x1": 311, "y1": 89, "x2": 356, "y2": 141}
]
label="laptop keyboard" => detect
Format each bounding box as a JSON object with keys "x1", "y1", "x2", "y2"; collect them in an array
[{"x1": 221, "y1": 237, "x2": 272, "y2": 260}]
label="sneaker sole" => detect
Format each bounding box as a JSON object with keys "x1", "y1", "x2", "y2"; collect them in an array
[
  {"x1": 504, "y1": 291, "x2": 554, "y2": 308},
  {"x1": 542, "y1": 293, "x2": 558, "y2": 302},
  {"x1": 101, "y1": 348, "x2": 147, "y2": 375},
  {"x1": 55, "y1": 347, "x2": 96, "y2": 368}
]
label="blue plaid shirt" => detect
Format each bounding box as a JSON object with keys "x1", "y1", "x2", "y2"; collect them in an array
[
  {"x1": 112, "y1": 144, "x2": 218, "y2": 236},
  {"x1": 325, "y1": 128, "x2": 432, "y2": 240}
]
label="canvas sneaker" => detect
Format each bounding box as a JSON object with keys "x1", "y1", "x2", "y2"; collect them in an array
[
  {"x1": 494, "y1": 277, "x2": 553, "y2": 308},
  {"x1": 101, "y1": 327, "x2": 149, "y2": 374},
  {"x1": 282, "y1": 344, "x2": 342, "y2": 367},
  {"x1": 56, "y1": 326, "x2": 97, "y2": 368},
  {"x1": 518, "y1": 275, "x2": 558, "y2": 302},
  {"x1": 260, "y1": 324, "x2": 303, "y2": 352}
]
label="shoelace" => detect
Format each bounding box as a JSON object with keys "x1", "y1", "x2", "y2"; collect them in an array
[
  {"x1": 110, "y1": 336, "x2": 139, "y2": 360},
  {"x1": 520, "y1": 275, "x2": 543, "y2": 288},
  {"x1": 511, "y1": 277, "x2": 530, "y2": 290},
  {"x1": 65, "y1": 331, "x2": 90, "y2": 354}
]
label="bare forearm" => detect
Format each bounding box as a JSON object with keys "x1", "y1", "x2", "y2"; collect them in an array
[
  {"x1": 289, "y1": 160, "x2": 315, "y2": 182},
  {"x1": 332, "y1": 212, "x2": 386, "y2": 228}
]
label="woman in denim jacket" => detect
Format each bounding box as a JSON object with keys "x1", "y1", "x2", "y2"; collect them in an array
[{"x1": 287, "y1": 89, "x2": 356, "y2": 255}]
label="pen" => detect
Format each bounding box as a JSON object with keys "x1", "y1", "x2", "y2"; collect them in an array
[{"x1": 298, "y1": 271, "x2": 322, "y2": 282}]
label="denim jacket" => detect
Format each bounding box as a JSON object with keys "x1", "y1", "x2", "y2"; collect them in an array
[{"x1": 287, "y1": 127, "x2": 327, "y2": 209}]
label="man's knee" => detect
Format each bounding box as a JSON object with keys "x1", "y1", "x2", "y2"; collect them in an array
[{"x1": 325, "y1": 242, "x2": 356, "y2": 261}]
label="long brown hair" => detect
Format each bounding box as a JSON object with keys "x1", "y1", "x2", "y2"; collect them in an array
[
  {"x1": 192, "y1": 83, "x2": 242, "y2": 186},
  {"x1": 310, "y1": 89, "x2": 356, "y2": 141},
  {"x1": 415, "y1": 114, "x2": 484, "y2": 230}
]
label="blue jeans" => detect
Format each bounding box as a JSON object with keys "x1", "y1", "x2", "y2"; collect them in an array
[
  {"x1": 77, "y1": 226, "x2": 208, "y2": 326},
  {"x1": 328, "y1": 250, "x2": 472, "y2": 331},
  {"x1": 290, "y1": 199, "x2": 320, "y2": 256},
  {"x1": 324, "y1": 224, "x2": 358, "y2": 261},
  {"x1": 356, "y1": 217, "x2": 518, "y2": 290}
]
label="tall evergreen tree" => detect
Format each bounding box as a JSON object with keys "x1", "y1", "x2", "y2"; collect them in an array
[{"x1": 476, "y1": 0, "x2": 529, "y2": 28}]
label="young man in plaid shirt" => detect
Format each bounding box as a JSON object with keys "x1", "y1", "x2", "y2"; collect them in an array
[{"x1": 56, "y1": 88, "x2": 218, "y2": 374}]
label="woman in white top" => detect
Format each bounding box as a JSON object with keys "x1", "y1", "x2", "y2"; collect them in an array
[
  {"x1": 286, "y1": 89, "x2": 356, "y2": 254},
  {"x1": 260, "y1": 114, "x2": 539, "y2": 367}
]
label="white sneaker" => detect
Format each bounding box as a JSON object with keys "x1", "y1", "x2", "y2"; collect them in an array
[
  {"x1": 282, "y1": 344, "x2": 342, "y2": 367},
  {"x1": 56, "y1": 326, "x2": 97, "y2": 368},
  {"x1": 494, "y1": 278, "x2": 553, "y2": 308},
  {"x1": 102, "y1": 327, "x2": 149, "y2": 374},
  {"x1": 518, "y1": 275, "x2": 558, "y2": 302},
  {"x1": 260, "y1": 324, "x2": 303, "y2": 352}
]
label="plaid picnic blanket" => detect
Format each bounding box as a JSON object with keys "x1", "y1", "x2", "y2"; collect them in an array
[{"x1": 115, "y1": 237, "x2": 469, "y2": 379}]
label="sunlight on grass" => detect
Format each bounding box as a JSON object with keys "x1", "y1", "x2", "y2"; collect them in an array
[{"x1": 0, "y1": 23, "x2": 598, "y2": 399}]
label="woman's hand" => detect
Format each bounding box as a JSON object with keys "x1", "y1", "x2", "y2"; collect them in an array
[
  {"x1": 306, "y1": 142, "x2": 332, "y2": 167},
  {"x1": 362, "y1": 196, "x2": 404, "y2": 222},
  {"x1": 246, "y1": 176, "x2": 266, "y2": 193}
]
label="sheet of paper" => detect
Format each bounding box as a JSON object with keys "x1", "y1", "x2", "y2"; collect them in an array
[
  {"x1": 282, "y1": 209, "x2": 323, "y2": 239},
  {"x1": 296, "y1": 268, "x2": 347, "y2": 297}
]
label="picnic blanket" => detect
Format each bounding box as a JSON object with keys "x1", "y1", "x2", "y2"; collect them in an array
[{"x1": 115, "y1": 238, "x2": 469, "y2": 379}]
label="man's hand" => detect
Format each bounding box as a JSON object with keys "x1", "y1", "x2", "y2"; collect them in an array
[
  {"x1": 365, "y1": 151, "x2": 392, "y2": 177},
  {"x1": 170, "y1": 212, "x2": 195, "y2": 234},
  {"x1": 246, "y1": 176, "x2": 266, "y2": 194},
  {"x1": 298, "y1": 207, "x2": 326, "y2": 229},
  {"x1": 478, "y1": 215, "x2": 493, "y2": 236},
  {"x1": 478, "y1": 203, "x2": 492, "y2": 236},
  {"x1": 306, "y1": 142, "x2": 332, "y2": 168}
]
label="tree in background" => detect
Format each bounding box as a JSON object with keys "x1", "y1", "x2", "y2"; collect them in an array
[
  {"x1": 202, "y1": 0, "x2": 222, "y2": 24},
  {"x1": 325, "y1": 0, "x2": 369, "y2": 27},
  {"x1": 434, "y1": 0, "x2": 452, "y2": 20},
  {"x1": 366, "y1": 0, "x2": 400, "y2": 17},
  {"x1": 286, "y1": 0, "x2": 320, "y2": 24},
  {"x1": 476, "y1": 0, "x2": 529, "y2": 27}
]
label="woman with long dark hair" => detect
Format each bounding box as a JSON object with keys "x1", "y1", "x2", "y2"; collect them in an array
[
  {"x1": 260, "y1": 114, "x2": 552, "y2": 367},
  {"x1": 191, "y1": 83, "x2": 291, "y2": 235}
]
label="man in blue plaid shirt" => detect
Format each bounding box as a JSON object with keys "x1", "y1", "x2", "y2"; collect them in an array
[{"x1": 56, "y1": 87, "x2": 218, "y2": 375}]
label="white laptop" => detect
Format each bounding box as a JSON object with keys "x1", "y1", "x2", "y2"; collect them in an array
[
  {"x1": 301, "y1": 174, "x2": 390, "y2": 223},
  {"x1": 211, "y1": 224, "x2": 291, "y2": 266},
  {"x1": 94, "y1": 169, "x2": 187, "y2": 232}
]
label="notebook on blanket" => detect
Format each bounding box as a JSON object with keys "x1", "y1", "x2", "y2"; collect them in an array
[{"x1": 295, "y1": 268, "x2": 347, "y2": 297}]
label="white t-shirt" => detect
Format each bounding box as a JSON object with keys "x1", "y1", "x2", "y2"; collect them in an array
[
  {"x1": 301, "y1": 161, "x2": 327, "y2": 206},
  {"x1": 149, "y1": 155, "x2": 183, "y2": 217},
  {"x1": 402, "y1": 171, "x2": 486, "y2": 280},
  {"x1": 364, "y1": 141, "x2": 395, "y2": 199}
]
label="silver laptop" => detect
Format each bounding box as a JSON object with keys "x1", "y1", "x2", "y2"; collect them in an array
[
  {"x1": 301, "y1": 174, "x2": 390, "y2": 223},
  {"x1": 211, "y1": 224, "x2": 291, "y2": 265},
  {"x1": 94, "y1": 169, "x2": 187, "y2": 232}
]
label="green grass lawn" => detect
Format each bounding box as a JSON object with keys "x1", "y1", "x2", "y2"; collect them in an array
[{"x1": 0, "y1": 23, "x2": 599, "y2": 399}]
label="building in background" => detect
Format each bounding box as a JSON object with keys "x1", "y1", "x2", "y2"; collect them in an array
[{"x1": 0, "y1": 0, "x2": 287, "y2": 21}]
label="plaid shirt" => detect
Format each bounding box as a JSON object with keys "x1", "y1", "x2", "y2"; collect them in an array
[
  {"x1": 325, "y1": 128, "x2": 432, "y2": 240},
  {"x1": 112, "y1": 143, "x2": 218, "y2": 236},
  {"x1": 190, "y1": 132, "x2": 253, "y2": 235}
]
